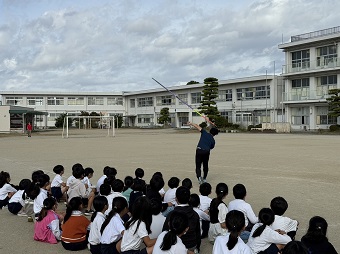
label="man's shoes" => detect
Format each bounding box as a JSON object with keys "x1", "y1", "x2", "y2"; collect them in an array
[
  {"x1": 202, "y1": 178, "x2": 207, "y2": 183},
  {"x1": 198, "y1": 177, "x2": 203, "y2": 185}
]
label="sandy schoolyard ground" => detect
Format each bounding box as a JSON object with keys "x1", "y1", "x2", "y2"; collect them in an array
[{"x1": 0, "y1": 128, "x2": 339, "y2": 253}]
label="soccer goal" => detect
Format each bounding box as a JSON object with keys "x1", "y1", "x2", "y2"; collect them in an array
[{"x1": 62, "y1": 115, "x2": 115, "y2": 138}]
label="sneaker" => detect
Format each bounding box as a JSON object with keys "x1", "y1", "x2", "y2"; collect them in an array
[
  {"x1": 202, "y1": 178, "x2": 207, "y2": 183},
  {"x1": 84, "y1": 209, "x2": 94, "y2": 216},
  {"x1": 198, "y1": 177, "x2": 203, "y2": 185},
  {"x1": 17, "y1": 211, "x2": 27, "y2": 217},
  {"x1": 27, "y1": 216, "x2": 34, "y2": 222}
]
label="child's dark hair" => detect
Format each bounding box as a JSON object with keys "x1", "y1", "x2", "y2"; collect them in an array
[
  {"x1": 282, "y1": 241, "x2": 309, "y2": 254},
  {"x1": 302, "y1": 216, "x2": 328, "y2": 243},
  {"x1": 0, "y1": 171, "x2": 11, "y2": 188},
  {"x1": 91, "y1": 196, "x2": 108, "y2": 222},
  {"x1": 225, "y1": 210, "x2": 245, "y2": 250},
  {"x1": 125, "y1": 196, "x2": 152, "y2": 234},
  {"x1": 210, "y1": 127, "x2": 219, "y2": 136},
  {"x1": 53, "y1": 165, "x2": 64, "y2": 174},
  {"x1": 135, "y1": 168, "x2": 144, "y2": 178},
  {"x1": 132, "y1": 178, "x2": 146, "y2": 192},
  {"x1": 84, "y1": 167, "x2": 94, "y2": 177},
  {"x1": 150, "y1": 175, "x2": 164, "y2": 192},
  {"x1": 101, "y1": 196, "x2": 128, "y2": 234},
  {"x1": 215, "y1": 182, "x2": 228, "y2": 200},
  {"x1": 199, "y1": 182, "x2": 212, "y2": 196},
  {"x1": 103, "y1": 166, "x2": 117, "y2": 177},
  {"x1": 252, "y1": 208, "x2": 275, "y2": 237},
  {"x1": 31, "y1": 170, "x2": 44, "y2": 183},
  {"x1": 160, "y1": 211, "x2": 188, "y2": 251},
  {"x1": 181, "y1": 178, "x2": 192, "y2": 189},
  {"x1": 19, "y1": 179, "x2": 32, "y2": 200},
  {"x1": 152, "y1": 172, "x2": 163, "y2": 178},
  {"x1": 150, "y1": 198, "x2": 163, "y2": 215},
  {"x1": 270, "y1": 196, "x2": 288, "y2": 216},
  {"x1": 111, "y1": 179, "x2": 124, "y2": 193},
  {"x1": 37, "y1": 197, "x2": 57, "y2": 222},
  {"x1": 189, "y1": 193, "x2": 200, "y2": 208},
  {"x1": 168, "y1": 177, "x2": 180, "y2": 189},
  {"x1": 175, "y1": 186, "x2": 190, "y2": 205},
  {"x1": 100, "y1": 183, "x2": 111, "y2": 196},
  {"x1": 233, "y1": 183, "x2": 247, "y2": 199},
  {"x1": 64, "y1": 197, "x2": 83, "y2": 223},
  {"x1": 123, "y1": 176, "x2": 133, "y2": 191},
  {"x1": 72, "y1": 164, "x2": 85, "y2": 179},
  {"x1": 27, "y1": 174, "x2": 50, "y2": 199}
]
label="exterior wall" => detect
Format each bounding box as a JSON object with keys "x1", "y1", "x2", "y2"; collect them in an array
[
  {"x1": 279, "y1": 27, "x2": 340, "y2": 131},
  {"x1": 0, "y1": 106, "x2": 10, "y2": 132}
]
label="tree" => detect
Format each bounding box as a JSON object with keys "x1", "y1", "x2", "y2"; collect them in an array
[
  {"x1": 186, "y1": 80, "x2": 200, "y2": 85},
  {"x1": 158, "y1": 107, "x2": 170, "y2": 126},
  {"x1": 55, "y1": 113, "x2": 72, "y2": 128},
  {"x1": 198, "y1": 77, "x2": 220, "y2": 122},
  {"x1": 327, "y1": 89, "x2": 340, "y2": 119}
]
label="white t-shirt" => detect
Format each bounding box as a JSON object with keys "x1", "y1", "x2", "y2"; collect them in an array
[
  {"x1": 105, "y1": 192, "x2": 126, "y2": 215},
  {"x1": 217, "y1": 203, "x2": 228, "y2": 223},
  {"x1": 270, "y1": 215, "x2": 298, "y2": 232},
  {"x1": 66, "y1": 175, "x2": 75, "y2": 187},
  {"x1": 150, "y1": 213, "x2": 166, "y2": 239},
  {"x1": 0, "y1": 183, "x2": 17, "y2": 200},
  {"x1": 199, "y1": 195, "x2": 212, "y2": 212},
  {"x1": 228, "y1": 199, "x2": 258, "y2": 226},
  {"x1": 89, "y1": 212, "x2": 106, "y2": 245},
  {"x1": 9, "y1": 190, "x2": 25, "y2": 206},
  {"x1": 120, "y1": 220, "x2": 149, "y2": 251},
  {"x1": 152, "y1": 231, "x2": 187, "y2": 254},
  {"x1": 247, "y1": 223, "x2": 291, "y2": 253},
  {"x1": 213, "y1": 234, "x2": 252, "y2": 254},
  {"x1": 34, "y1": 188, "x2": 48, "y2": 214},
  {"x1": 96, "y1": 175, "x2": 107, "y2": 192},
  {"x1": 164, "y1": 188, "x2": 177, "y2": 205},
  {"x1": 100, "y1": 213, "x2": 125, "y2": 244},
  {"x1": 51, "y1": 174, "x2": 64, "y2": 188}
]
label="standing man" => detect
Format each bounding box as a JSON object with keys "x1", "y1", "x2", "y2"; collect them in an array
[
  {"x1": 27, "y1": 122, "x2": 32, "y2": 137},
  {"x1": 188, "y1": 120, "x2": 219, "y2": 184}
]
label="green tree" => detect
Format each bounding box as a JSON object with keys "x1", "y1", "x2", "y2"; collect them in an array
[
  {"x1": 158, "y1": 107, "x2": 170, "y2": 126},
  {"x1": 186, "y1": 80, "x2": 200, "y2": 85},
  {"x1": 327, "y1": 89, "x2": 340, "y2": 118},
  {"x1": 198, "y1": 77, "x2": 220, "y2": 122},
  {"x1": 55, "y1": 113, "x2": 72, "y2": 128}
]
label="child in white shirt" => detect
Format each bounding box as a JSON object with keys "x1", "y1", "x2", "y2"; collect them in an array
[
  {"x1": 189, "y1": 193, "x2": 210, "y2": 239},
  {"x1": 198, "y1": 182, "x2": 212, "y2": 212},
  {"x1": 0, "y1": 171, "x2": 18, "y2": 209},
  {"x1": 31, "y1": 174, "x2": 50, "y2": 217},
  {"x1": 213, "y1": 210, "x2": 252, "y2": 254},
  {"x1": 8, "y1": 178, "x2": 32, "y2": 215},
  {"x1": 164, "y1": 177, "x2": 180, "y2": 206},
  {"x1": 51, "y1": 165, "x2": 68, "y2": 201}
]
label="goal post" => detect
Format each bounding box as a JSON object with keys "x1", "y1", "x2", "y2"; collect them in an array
[{"x1": 62, "y1": 115, "x2": 115, "y2": 138}]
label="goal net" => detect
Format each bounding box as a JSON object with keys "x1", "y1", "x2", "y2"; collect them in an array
[{"x1": 62, "y1": 115, "x2": 115, "y2": 138}]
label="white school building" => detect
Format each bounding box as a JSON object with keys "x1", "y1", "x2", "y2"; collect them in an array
[{"x1": 1, "y1": 26, "x2": 340, "y2": 133}]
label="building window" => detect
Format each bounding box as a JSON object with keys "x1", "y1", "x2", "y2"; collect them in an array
[
  {"x1": 88, "y1": 97, "x2": 104, "y2": 105},
  {"x1": 292, "y1": 78, "x2": 309, "y2": 88},
  {"x1": 107, "y1": 97, "x2": 123, "y2": 105},
  {"x1": 191, "y1": 92, "x2": 201, "y2": 104},
  {"x1": 130, "y1": 99, "x2": 135, "y2": 108},
  {"x1": 316, "y1": 75, "x2": 337, "y2": 97},
  {"x1": 67, "y1": 97, "x2": 84, "y2": 105},
  {"x1": 27, "y1": 97, "x2": 44, "y2": 106},
  {"x1": 220, "y1": 111, "x2": 232, "y2": 122},
  {"x1": 218, "y1": 90, "x2": 232, "y2": 101},
  {"x1": 316, "y1": 107, "x2": 337, "y2": 125},
  {"x1": 237, "y1": 86, "x2": 270, "y2": 100},
  {"x1": 291, "y1": 49, "x2": 310, "y2": 69},
  {"x1": 156, "y1": 95, "x2": 174, "y2": 106},
  {"x1": 47, "y1": 97, "x2": 64, "y2": 105},
  {"x1": 291, "y1": 107, "x2": 310, "y2": 125},
  {"x1": 317, "y1": 45, "x2": 337, "y2": 67},
  {"x1": 137, "y1": 114, "x2": 154, "y2": 123},
  {"x1": 255, "y1": 86, "x2": 270, "y2": 99},
  {"x1": 5, "y1": 97, "x2": 23, "y2": 105},
  {"x1": 48, "y1": 113, "x2": 62, "y2": 121},
  {"x1": 178, "y1": 94, "x2": 188, "y2": 105},
  {"x1": 35, "y1": 115, "x2": 44, "y2": 122},
  {"x1": 177, "y1": 112, "x2": 189, "y2": 126},
  {"x1": 137, "y1": 97, "x2": 153, "y2": 107}
]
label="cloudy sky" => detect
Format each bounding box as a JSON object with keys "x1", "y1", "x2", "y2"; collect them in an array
[{"x1": 0, "y1": 0, "x2": 339, "y2": 92}]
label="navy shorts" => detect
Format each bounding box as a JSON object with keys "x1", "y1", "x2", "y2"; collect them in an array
[
  {"x1": 8, "y1": 202, "x2": 23, "y2": 214},
  {"x1": 121, "y1": 248, "x2": 147, "y2": 254},
  {"x1": 51, "y1": 187, "x2": 63, "y2": 200}
]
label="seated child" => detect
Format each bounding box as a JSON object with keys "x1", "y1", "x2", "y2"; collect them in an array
[
  {"x1": 199, "y1": 182, "x2": 212, "y2": 212},
  {"x1": 29, "y1": 174, "x2": 50, "y2": 219},
  {"x1": 282, "y1": 241, "x2": 309, "y2": 254},
  {"x1": 88, "y1": 196, "x2": 108, "y2": 254},
  {"x1": 105, "y1": 179, "x2": 126, "y2": 215},
  {"x1": 34, "y1": 197, "x2": 62, "y2": 244},
  {"x1": 50, "y1": 165, "x2": 68, "y2": 201},
  {"x1": 247, "y1": 208, "x2": 291, "y2": 254},
  {"x1": 82, "y1": 167, "x2": 95, "y2": 190},
  {"x1": 8, "y1": 178, "x2": 32, "y2": 215},
  {"x1": 270, "y1": 196, "x2": 298, "y2": 240},
  {"x1": 150, "y1": 198, "x2": 166, "y2": 240},
  {"x1": 100, "y1": 197, "x2": 129, "y2": 254},
  {"x1": 122, "y1": 176, "x2": 133, "y2": 202},
  {"x1": 153, "y1": 211, "x2": 191, "y2": 254},
  {"x1": 213, "y1": 210, "x2": 252, "y2": 254},
  {"x1": 0, "y1": 171, "x2": 18, "y2": 209},
  {"x1": 181, "y1": 178, "x2": 193, "y2": 190},
  {"x1": 301, "y1": 216, "x2": 337, "y2": 254},
  {"x1": 228, "y1": 183, "x2": 258, "y2": 241},
  {"x1": 129, "y1": 178, "x2": 146, "y2": 210},
  {"x1": 189, "y1": 193, "x2": 210, "y2": 239},
  {"x1": 152, "y1": 172, "x2": 165, "y2": 197},
  {"x1": 61, "y1": 197, "x2": 90, "y2": 251},
  {"x1": 208, "y1": 183, "x2": 229, "y2": 243},
  {"x1": 96, "y1": 166, "x2": 117, "y2": 193},
  {"x1": 164, "y1": 177, "x2": 180, "y2": 206}
]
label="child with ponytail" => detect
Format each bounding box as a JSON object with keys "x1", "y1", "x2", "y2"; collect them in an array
[
  {"x1": 100, "y1": 197, "x2": 129, "y2": 254},
  {"x1": 34, "y1": 197, "x2": 62, "y2": 244},
  {"x1": 153, "y1": 211, "x2": 194, "y2": 254},
  {"x1": 88, "y1": 196, "x2": 109, "y2": 254},
  {"x1": 61, "y1": 197, "x2": 90, "y2": 251},
  {"x1": 208, "y1": 182, "x2": 229, "y2": 242},
  {"x1": 27, "y1": 173, "x2": 50, "y2": 218},
  {"x1": 247, "y1": 208, "x2": 291, "y2": 254},
  {"x1": 0, "y1": 171, "x2": 18, "y2": 209},
  {"x1": 213, "y1": 210, "x2": 252, "y2": 253},
  {"x1": 8, "y1": 178, "x2": 31, "y2": 215}
]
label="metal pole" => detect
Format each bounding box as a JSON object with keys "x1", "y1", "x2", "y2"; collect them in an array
[
  {"x1": 273, "y1": 61, "x2": 276, "y2": 123},
  {"x1": 265, "y1": 70, "x2": 268, "y2": 124}
]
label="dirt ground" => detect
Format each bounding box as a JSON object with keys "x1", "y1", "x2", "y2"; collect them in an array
[{"x1": 0, "y1": 128, "x2": 339, "y2": 253}]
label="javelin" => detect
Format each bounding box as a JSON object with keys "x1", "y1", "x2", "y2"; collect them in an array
[{"x1": 152, "y1": 78, "x2": 216, "y2": 127}]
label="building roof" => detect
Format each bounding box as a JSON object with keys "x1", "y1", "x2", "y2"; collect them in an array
[{"x1": 0, "y1": 105, "x2": 48, "y2": 115}]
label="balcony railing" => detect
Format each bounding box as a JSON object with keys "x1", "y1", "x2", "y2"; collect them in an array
[
  {"x1": 291, "y1": 26, "x2": 340, "y2": 42},
  {"x1": 283, "y1": 89, "x2": 332, "y2": 102},
  {"x1": 282, "y1": 57, "x2": 340, "y2": 74}
]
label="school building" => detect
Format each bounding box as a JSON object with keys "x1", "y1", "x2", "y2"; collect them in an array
[{"x1": 1, "y1": 26, "x2": 340, "y2": 132}]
